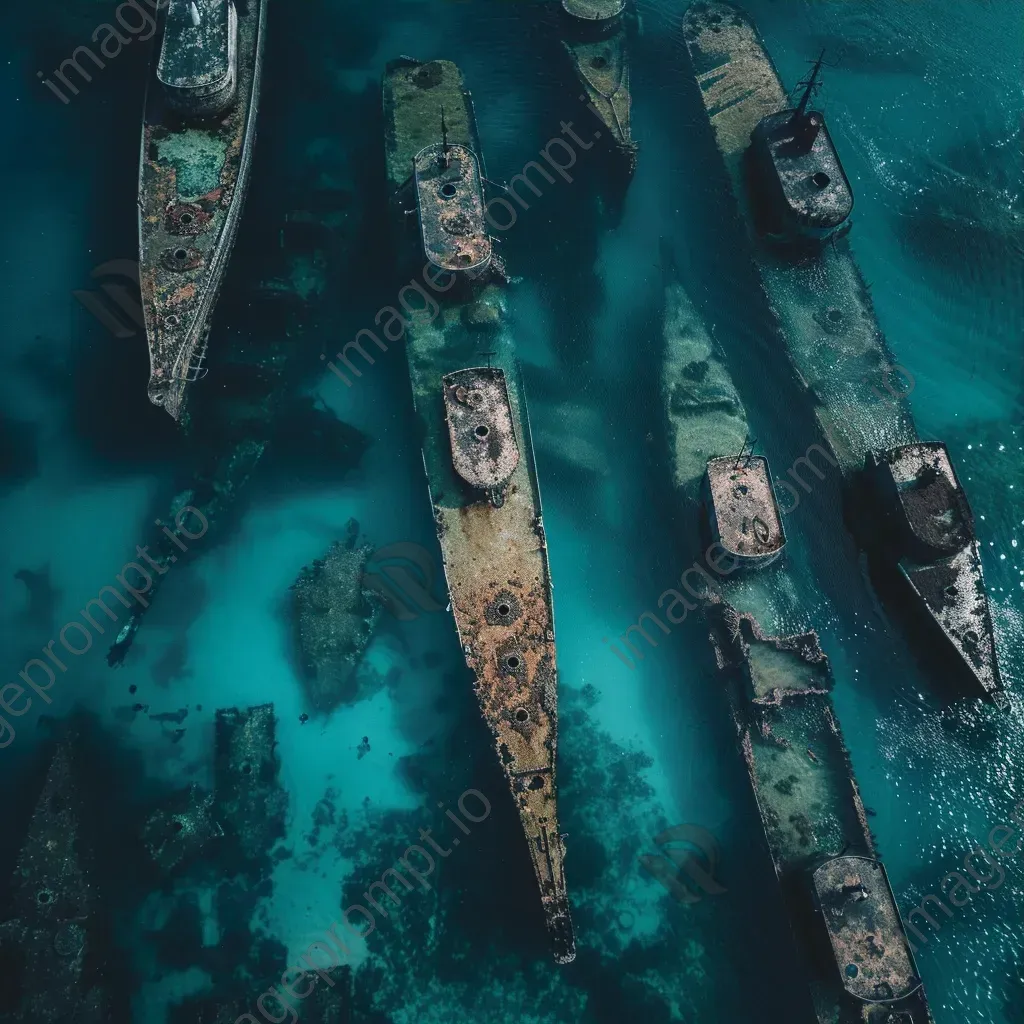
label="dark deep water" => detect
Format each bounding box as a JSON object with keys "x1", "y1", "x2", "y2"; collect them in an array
[{"x1": 0, "y1": 0, "x2": 1022, "y2": 1021}]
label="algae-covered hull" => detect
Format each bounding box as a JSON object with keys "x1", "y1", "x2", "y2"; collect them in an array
[
  {"x1": 661, "y1": 259, "x2": 932, "y2": 1023},
  {"x1": 383, "y1": 58, "x2": 575, "y2": 964},
  {"x1": 680, "y1": 1, "x2": 1003, "y2": 702},
  {"x1": 709, "y1": 605, "x2": 933, "y2": 1024},
  {"x1": 563, "y1": 23, "x2": 637, "y2": 174},
  {"x1": 139, "y1": 0, "x2": 267, "y2": 421}
]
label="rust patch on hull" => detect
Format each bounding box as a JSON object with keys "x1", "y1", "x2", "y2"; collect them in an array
[
  {"x1": 384, "y1": 56, "x2": 574, "y2": 964},
  {"x1": 138, "y1": 0, "x2": 267, "y2": 421},
  {"x1": 435, "y1": 373, "x2": 575, "y2": 964}
]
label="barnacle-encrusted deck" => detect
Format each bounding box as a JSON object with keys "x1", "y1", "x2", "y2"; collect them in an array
[
  {"x1": 414, "y1": 144, "x2": 491, "y2": 272},
  {"x1": 812, "y1": 856, "x2": 921, "y2": 1005},
  {"x1": 705, "y1": 455, "x2": 786, "y2": 568},
  {"x1": 866, "y1": 442, "x2": 1002, "y2": 699}
]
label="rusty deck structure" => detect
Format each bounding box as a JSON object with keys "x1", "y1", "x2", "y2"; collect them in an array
[
  {"x1": 660, "y1": 253, "x2": 932, "y2": 1023},
  {"x1": 138, "y1": 0, "x2": 267, "y2": 420},
  {"x1": 704, "y1": 455, "x2": 786, "y2": 572},
  {"x1": 680, "y1": 2, "x2": 1003, "y2": 702},
  {"x1": 383, "y1": 58, "x2": 575, "y2": 964}
]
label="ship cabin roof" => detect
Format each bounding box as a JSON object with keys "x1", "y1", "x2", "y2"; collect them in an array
[
  {"x1": 812, "y1": 856, "x2": 922, "y2": 1005},
  {"x1": 873, "y1": 442, "x2": 973, "y2": 557},
  {"x1": 705, "y1": 456, "x2": 786, "y2": 560},
  {"x1": 752, "y1": 110, "x2": 853, "y2": 233},
  {"x1": 443, "y1": 368, "x2": 520, "y2": 491},
  {"x1": 414, "y1": 143, "x2": 491, "y2": 273},
  {"x1": 158, "y1": 0, "x2": 237, "y2": 111},
  {"x1": 562, "y1": 0, "x2": 626, "y2": 21}
]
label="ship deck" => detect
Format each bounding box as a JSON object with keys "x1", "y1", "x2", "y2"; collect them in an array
[
  {"x1": 563, "y1": 28, "x2": 635, "y2": 169},
  {"x1": 138, "y1": 0, "x2": 265, "y2": 420},
  {"x1": 384, "y1": 58, "x2": 575, "y2": 964},
  {"x1": 681, "y1": 1, "x2": 916, "y2": 475}
]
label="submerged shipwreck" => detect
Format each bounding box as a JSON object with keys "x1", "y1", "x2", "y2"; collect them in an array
[
  {"x1": 681, "y1": 1, "x2": 1004, "y2": 703},
  {"x1": 383, "y1": 57, "x2": 575, "y2": 964},
  {"x1": 560, "y1": 0, "x2": 637, "y2": 173},
  {"x1": 290, "y1": 520, "x2": 382, "y2": 716},
  {"x1": 0, "y1": 741, "x2": 120, "y2": 1022},
  {"x1": 138, "y1": 0, "x2": 267, "y2": 420},
  {"x1": 660, "y1": 254, "x2": 933, "y2": 1024}
]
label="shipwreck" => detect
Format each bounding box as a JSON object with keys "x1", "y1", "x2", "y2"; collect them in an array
[
  {"x1": 383, "y1": 57, "x2": 575, "y2": 964},
  {"x1": 680, "y1": 1, "x2": 1004, "y2": 703},
  {"x1": 0, "y1": 740, "x2": 121, "y2": 1022},
  {"x1": 138, "y1": 0, "x2": 267, "y2": 420},
  {"x1": 660, "y1": 247, "x2": 933, "y2": 1023},
  {"x1": 561, "y1": 0, "x2": 637, "y2": 174}
]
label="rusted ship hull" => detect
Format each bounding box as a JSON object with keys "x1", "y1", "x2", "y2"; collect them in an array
[
  {"x1": 138, "y1": 0, "x2": 267, "y2": 421},
  {"x1": 680, "y1": 1, "x2": 1003, "y2": 702},
  {"x1": 661, "y1": 259, "x2": 933, "y2": 1024},
  {"x1": 383, "y1": 58, "x2": 575, "y2": 964}
]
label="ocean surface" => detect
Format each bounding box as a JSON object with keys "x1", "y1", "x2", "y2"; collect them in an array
[{"x1": 0, "y1": 0, "x2": 1021, "y2": 1021}]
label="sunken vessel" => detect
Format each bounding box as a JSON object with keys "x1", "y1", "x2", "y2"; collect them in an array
[
  {"x1": 0, "y1": 740, "x2": 122, "y2": 1022},
  {"x1": 660, "y1": 250, "x2": 933, "y2": 1023},
  {"x1": 561, "y1": 0, "x2": 637, "y2": 174},
  {"x1": 382, "y1": 57, "x2": 575, "y2": 964},
  {"x1": 681, "y1": 1, "x2": 1003, "y2": 703},
  {"x1": 139, "y1": 0, "x2": 267, "y2": 420}
]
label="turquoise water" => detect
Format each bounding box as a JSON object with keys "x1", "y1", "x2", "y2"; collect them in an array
[{"x1": 0, "y1": 0, "x2": 1021, "y2": 1021}]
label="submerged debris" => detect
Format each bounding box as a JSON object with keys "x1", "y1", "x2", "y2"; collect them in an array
[
  {"x1": 141, "y1": 784, "x2": 223, "y2": 874},
  {"x1": 291, "y1": 519, "x2": 382, "y2": 715}
]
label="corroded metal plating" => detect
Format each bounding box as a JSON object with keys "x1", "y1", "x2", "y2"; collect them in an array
[
  {"x1": 661, "y1": 248, "x2": 931, "y2": 1021},
  {"x1": 750, "y1": 110, "x2": 854, "y2": 241},
  {"x1": 704, "y1": 455, "x2": 786, "y2": 569},
  {"x1": 812, "y1": 856, "x2": 921, "y2": 1005},
  {"x1": 139, "y1": 0, "x2": 266, "y2": 420},
  {"x1": 865, "y1": 442, "x2": 1003, "y2": 700},
  {"x1": 158, "y1": 0, "x2": 238, "y2": 117},
  {"x1": 710, "y1": 604, "x2": 933, "y2": 1023},
  {"x1": 414, "y1": 143, "x2": 491, "y2": 273},
  {"x1": 443, "y1": 367, "x2": 520, "y2": 500},
  {"x1": 436, "y1": 371, "x2": 574, "y2": 962},
  {"x1": 384, "y1": 57, "x2": 575, "y2": 964}
]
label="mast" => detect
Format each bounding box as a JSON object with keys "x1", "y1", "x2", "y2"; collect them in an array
[
  {"x1": 440, "y1": 104, "x2": 451, "y2": 169},
  {"x1": 791, "y1": 50, "x2": 824, "y2": 124}
]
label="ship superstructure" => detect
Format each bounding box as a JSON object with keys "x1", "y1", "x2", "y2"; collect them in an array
[
  {"x1": 680, "y1": 1, "x2": 1003, "y2": 702},
  {"x1": 383, "y1": 58, "x2": 575, "y2": 964},
  {"x1": 139, "y1": 0, "x2": 267, "y2": 420}
]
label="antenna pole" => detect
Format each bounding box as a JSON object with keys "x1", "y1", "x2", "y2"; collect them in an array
[
  {"x1": 440, "y1": 105, "x2": 450, "y2": 169},
  {"x1": 793, "y1": 50, "x2": 825, "y2": 122}
]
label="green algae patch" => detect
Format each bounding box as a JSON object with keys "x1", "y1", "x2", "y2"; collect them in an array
[{"x1": 156, "y1": 131, "x2": 227, "y2": 197}]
